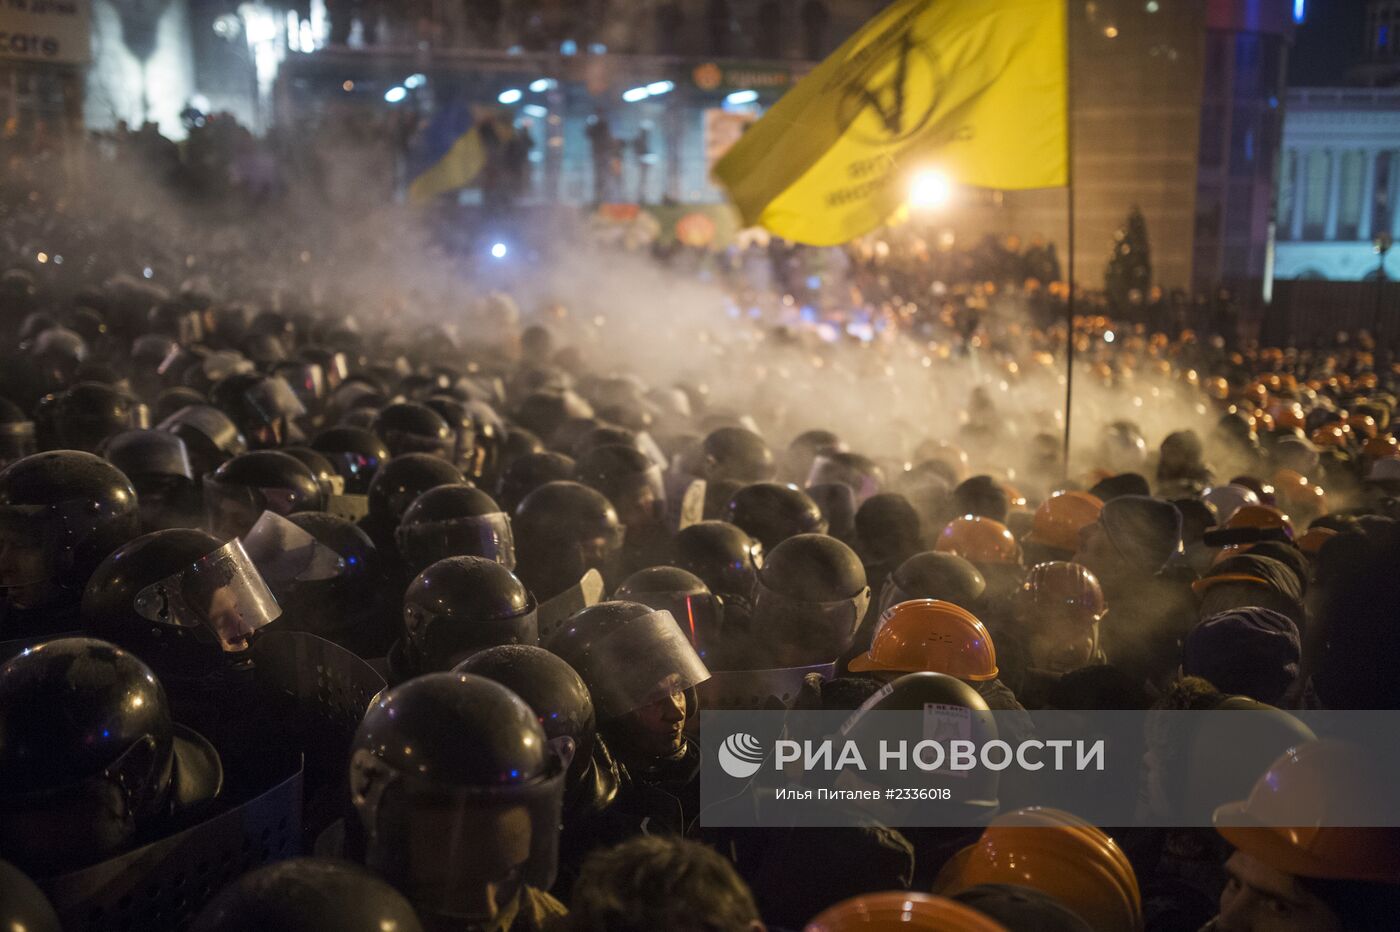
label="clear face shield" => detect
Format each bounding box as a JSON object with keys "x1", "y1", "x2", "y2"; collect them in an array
[
  {"x1": 132, "y1": 539, "x2": 282, "y2": 651},
  {"x1": 563, "y1": 608, "x2": 711, "y2": 722},
  {"x1": 396, "y1": 511, "x2": 517, "y2": 572},
  {"x1": 752, "y1": 575, "x2": 872, "y2": 663},
  {"x1": 241, "y1": 510, "x2": 345, "y2": 601},
  {"x1": 806, "y1": 453, "x2": 881, "y2": 505},
  {"x1": 632, "y1": 591, "x2": 725, "y2": 663},
  {"x1": 159, "y1": 405, "x2": 246, "y2": 459},
  {"x1": 612, "y1": 465, "x2": 668, "y2": 532},
  {"x1": 274, "y1": 363, "x2": 327, "y2": 411},
  {"x1": 351, "y1": 751, "x2": 567, "y2": 924},
  {"x1": 204, "y1": 474, "x2": 319, "y2": 541}
]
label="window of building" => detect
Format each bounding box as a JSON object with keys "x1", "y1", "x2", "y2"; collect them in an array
[
  {"x1": 801, "y1": 1, "x2": 829, "y2": 61},
  {"x1": 1337, "y1": 151, "x2": 1365, "y2": 241},
  {"x1": 1278, "y1": 149, "x2": 1297, "y2": 240},
  {"x1": 1374, "y1": 151, "x2": 1394, "y2": 236},
  {"x1": 1302, "y1": 150, "x2": 1330, "y2": 240},
  {"x1": 756, "y1": 2, "x2": 782, "y2": 58}
]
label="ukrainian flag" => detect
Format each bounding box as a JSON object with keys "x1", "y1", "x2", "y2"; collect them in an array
[
  {"x1": 714, "y1": 0, "x2": 1067, "y2": 245},
  {"x1": 408, "y1": 102, "x2": 488, "y2": 205}
]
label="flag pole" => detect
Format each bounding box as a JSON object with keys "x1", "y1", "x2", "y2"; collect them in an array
[{"x1": 1060, "y1": 0, "x2": 1077, "y2": 481}]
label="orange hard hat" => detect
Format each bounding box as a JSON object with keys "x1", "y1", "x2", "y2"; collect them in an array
[
  {"x1": 1364, "y1": 435, "x2": 1399, "y2": 460},
  {"x1": 1310, "y1": 424, "x2": 1350, "y2": 448},
  {"x1": 1214, "y1": 741, "x2": 1400, "y2": 884},
  {"x1": 1271, "y1": 469, "x2": 1327, "y2": 518},
  {"x1": 1225, "y1": 504, "x2": 1295, "y2": 539},
  {"x1": 1242, "y1": 382, "x2": 1269, "y2": 409},
  {"x1": 1206, "y1": 376, "x2": 1231, "y2": 401},
  {"x1": 1247, "y1": 409, "x2": 1276, "y2": 435},
  {"x1": 1017, "y1": 561, "x2": 1106, "y2": 628},
  {"x1": 804, "y1": 892, "x2": 1008, "y2": 932},
  {"x1": 1296, "y1": 526, "x2": 1337, "y2": 557},
  {"x1": 1349, "y1": 413, "x2": 1379, "y2": 440},
  {"x1": 1023, "y1": 491, "x2": 1104, "y2": 554},
  {"x1": 849, "y1": 599, "x2": 998, "y2": 680},
  {"x1": 934, "y1": 808, "x2": 1144, "y2": 932},
  {"x1": 1268, "y1": 401, "x2": 1306, "y2": 431},
  {"x1": 937, "y1": 516, "x2": 1022, "y2": 565}
]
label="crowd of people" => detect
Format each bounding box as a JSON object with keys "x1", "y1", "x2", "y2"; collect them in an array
[{"x1": 0, "y1": 128, "x2": 1398, "y2": 932}]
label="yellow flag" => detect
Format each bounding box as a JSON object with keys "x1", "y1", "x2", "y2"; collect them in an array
[
  {"x1": 409, "y1": 125, "x2": 487, "y2": 206},
  {"x1": 714, "y1": 0, "x2": 1066, "y2": 245}
]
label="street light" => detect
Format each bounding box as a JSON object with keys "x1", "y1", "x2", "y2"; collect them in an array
[
  {"x1": 1373, "y1": 231, "x2": 1392, "y2": 343},
  {"x1": 908, "y1": 169, "x2": 953, "y2": 210}
]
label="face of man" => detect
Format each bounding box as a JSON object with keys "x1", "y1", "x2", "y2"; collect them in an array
[
  {"x1": 608, "y1": 688, "x2": 687, "y2": 763},
  {"x1": 1211, "y1": 851, "x2": 1342, "y2": 932}
]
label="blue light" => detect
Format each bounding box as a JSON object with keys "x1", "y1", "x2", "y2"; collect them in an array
[
  {"x1": 384, "y1": 86, "x2": 407, "y2": 103},
  {"x1": 1293, "y1": 0, "x2": 1305, "y2": 23},
  {"x1": 404, "y1": 73, "x2": 426, "y2": 89},
  {"x1": 522, "y1": 104, "x2": 548, "y2": 119},
  {"x1": 622, "y1": 87, "x2": 651, "y2": 103},
  {"x1": 560, "y1": 39, "x2": 578, "y2": 56},
  {"x1": 726, "y1": 89, "x2": 759, "y2": 106},
  {"x1": 646, "y1": 81, "x2": 675, "y2": 96},
  {"x1": 498, "y1": 88, "x2": 523, "y2": 105}
]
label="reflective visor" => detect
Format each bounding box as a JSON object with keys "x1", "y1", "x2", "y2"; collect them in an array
[
  {"x1": 397, "y1": 511, "x2": 516, "y2": 572},
  {"x1": 565, "y1": 608, "x2": 710, "y2": 721},
  {"x1": 246, "y1": 376, "x2": 307, "y2": 423},
  {"x1": 133, "y1": 539, "x2": 281, "y2": 650},
  {"x1": 242, "y1": 510, "x2": 345, "y2": 596}
]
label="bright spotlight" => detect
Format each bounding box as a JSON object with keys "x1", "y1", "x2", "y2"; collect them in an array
[
  {"x1": 622, "y1": 87, "x2": 650, "y2": 103},
  {"x1": 404, "y1": 73, "x2": 426, "y2": 89},
  {"x1": 529, "y1": 78, "x2": 556, "y2": 93},
  {"x1": 725, "y1": 89, "x2": 759, "y2": 105},
  {"x1": 384, "y1": 86, "x2": 407, "y2": 103},
  {"x1": 646, "y1": 81, "x2": 675, "y2": 96},
  {"x1": 498, "y1": 88, "x2": 523, "y2": 105},
  {"x1": 1104, "y1": 330, "x2": 1116, "y2": 343},
  {"x1": 908, "y1": 169, "x2": 953, "y2": 210},
  {"x1": 490, "y1": 242, "x2": 508, "y2": 260}
]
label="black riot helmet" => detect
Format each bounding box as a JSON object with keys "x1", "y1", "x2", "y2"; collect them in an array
[
  {"x1": 210, "y1": 372, "x2": 306, "y2": 449},
  {"x1": 672, "y1": 519, "x2": 764, "y2": 603},
  {"x1": 365, "y1": 453, "x2": 465, "y2": 534},
  {"x1": 397, "y1": 556, "x2": 537, "y2": 678},
  {"x1": 514, "y1": 481, "x2": 626, "y2": 601},
  {"x1": 574, "y1": 444, "x2": 667, "y2": 532},
  {"x1": 349, "y1": 673, "x2": 568, "y2": 925},
  {"x1": 423, "y1": 395, "x2": 479, "y2": 473},
  {"x1": 0, "y1": 860, "x2": 61, "y2": 932},
  {"x1": 158, "y1": 404, "x2": 247, "y2": 478},
  {"x1": 371, "y1": 402, "x2": 455, "y2": 460},
  {"x1": 703, "y1": 426, "x2": 776, "y2": 483},
  {"x1": 514, "y1": 389, "x2": 595, "y2": 445},
  {"x1": 396, "y1": 484, "x2": 514, "y2": 575},
  {"x1": 204, "y1": 450, "x2": 325, "y2": 540},
  {"x1": 283, "y1": 512, "x2": 392, "y2": 657},
  {"x1": 311, "y1": 425, "x2": 390, "y2": 495},
  {"x1": 102, "y1": 429, "x2": 200, "y2": 532},
  {"x1": 496, "y1": 450, "x2": 575, "y2": 515},
  {"x1": 281, "y1": 446, "x2": 345, "y2": 499},
  {"x1": 751, "y1": 533, "x2": 871, "y2": 668},
  {"x1": 39, "y1": 381, "x2": 149, "y2": 453},
  {"x1": 271, "y1": 360, "x2": 327, "y2": 417},
  {"x1": 722, "y1": 481, "x2": 827, "y2": 552},
  {"x1": 615, "y1": 565, "x2": 723, "y2": 662},
  {"x1": 82, "y1": 529, "x2": 282, "y2": 688},
  {"x1": 544, "y1": 600, "x2": 710, "y2": 725},
  {"x1": 462, "y1": 400, "x2": 507, "y2": 486},
  {"x1": 0, "y1": 451, "x2": 140, "y2": 610},
  {"x1": 879, "y1": 551, "x2": 987, "y2": 616},
  {"x1": 191, "y1": 858, "x2": 423, "y2": 932},
  {"x1": 153, "y1": 388, "x2": 208, "y2": 422},
  {"x1": 0, "y1": 396, "x2": 37, "y2": 469},
  {"x1": 27, "y1": 326, "x2": 87, "y2": 391},
  {"x1": 806, "y1": 450, "x2": 885, "y2": 505},
  {"x1": 0, "y1": 638, "x2": 223, "y2": 876},
  {"x1": 300, "y1": 347, "x2": 350, "y2": 392},
  {"x1": 454, "y1": 644, "x2": 596, "y2": 786}
]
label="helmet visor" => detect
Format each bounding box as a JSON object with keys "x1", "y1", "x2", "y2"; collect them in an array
[
  {"x1": 397, "y1": 511, "x2": 517, "y2": 572},
  {"x1": 806, "y1": 453, "x2": 881, "y2": 504},
  {"x1": 752, "y1": 576, "x2": 872, "y2": 658},
  {"x1": 246, "y1": 376, "x2": 307, "y2": 423},
  {"x1": 133, "y1": 539, "x2": 281, "y2": 650},
  {"x1": 354, "y1": 754, "x2": 566, "y2": 921},
  {"x1": 204, "y1": 473, "x2": 317, "y2": 540},
  {"x1": 569, "y1": 608, "x2": 711, "y2": 721},
  {"x1": 242, "y1": 510, "x2": 345, "y2": 598},
  {"x1": 159, "y1": 405, "x2": 247, "y2": 457}
]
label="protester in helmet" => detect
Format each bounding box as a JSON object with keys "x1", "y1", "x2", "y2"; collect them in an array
[
  {"x1": 545, "y1": 600, "x2": 710, "y2": 832},
  {"x1": 671, "y1": 519, "x2": 764, "y2": 606},
  {"x1": 274, "y1": 511, "x2": 396, "y2": 658},
  {"x1": 396, "y1": 483, "x2": 515, "y2": 575},
  {"x1": 210, "y1": 372, "x2": 306, "y2": 449},
  {"x1": 204, "y1": 450, "x2": 325, "y2": 540},
  {"x1": 0, "y1": 450, "x2": 141, "y2": 637},
  {"x1": 703, "y1": 427, "x2": 776, "y2": 483},
  {"x1": 782, "y1": 429, "x2": 844, "y2": 484},
  {"x1": 806, "y1": 450, "x2": 885, "y2": 506},
  {"x1": 514, "y1": 481, "x2": 626, "y2": 601},
  {"x1": 574, "y1": 444, "x2": 669, "y2": 569},
  {"x1": 35, "y1": 381, "x2": 148, "y2": 453},
  {"x1": 496, "y1": 450, "x2": 576, "y2": 515},
  {"x1": 935, "y1": 514, "x2": 1024, "y2": 606},
  {"x1": 360, "y1": 452, "x2": 466, "y2": 555},
  {"x1": 614, "y1": 565, "x2": 724, "y2": 662},
  {"x1": 348, "y1": 673, "x2": 571, "y2": 929},
  {"x1": 190, "y1": 858, "x2": 423, "y2": 932},
  {"x1": 950, "y1": 475, "x2": 1011, "y2": 524},
  {"x1": 1021, "y1": 491, "x2": 1103, "y2": 564},
  {"x1": 933, "y1": 808, "x2": 1142, "y2": 932},
  {"x1": 1012, "y1": 561, "x2": 1108, "y2": 677},
  {"x1": 853, "y1": 493, "x2": 923, "y2": 587},
  {"x1": 103, "y1": 428, "x2": 202, "y2": 531},
  {"x1": 1193, "y1": 553, "x2": 1305, "y2": 629},
  {"x1": 371, "y1": 401, "x2": 455, "y2": 460},
  {"x1": 389, "y1": 556, "x2": 537, "y2": 682},
  {"x1": 1210, "y1": 741, "x2": 1400, "y2": 932},
  {"x1": 0, "y1": 637, "x2": 223, "y2": 876},
  {"x1": 747, "y1": 534, "x2": 870, "y2": 670}
]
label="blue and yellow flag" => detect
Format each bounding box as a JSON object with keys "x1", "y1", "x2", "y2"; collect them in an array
[
  {"x1": 714, "y1": 0, "x2": 1067, "y2": 245},
  {"x1": 408, "y1": 102, "x2": 488, "y2": 205}
]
